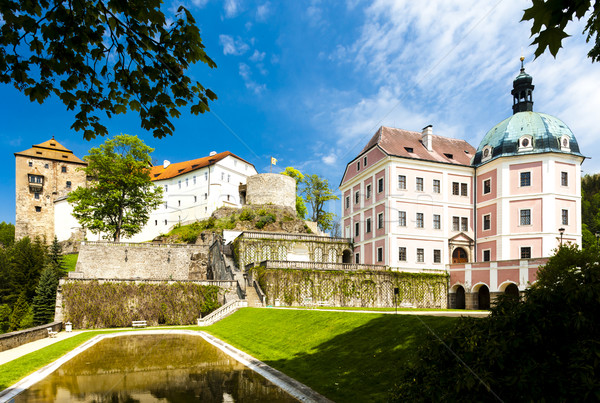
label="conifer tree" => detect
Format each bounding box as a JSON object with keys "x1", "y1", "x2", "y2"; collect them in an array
[
  {"x1": 33, "y1": 267, "x2": 59, "y2": 326},
  {"x1": 48, "y1": 236, "x2": 66, "y2": 278},
  {"x1": 9, "y1": 292, "x2": 30, "y2": 331},
  {"x1": 0, "y1": 304, "x2": 10, "y2": 333}
]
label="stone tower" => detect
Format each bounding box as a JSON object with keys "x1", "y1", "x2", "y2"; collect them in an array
[{"x1": 14, "y1": 138, "x2": 87, "y2": 242}]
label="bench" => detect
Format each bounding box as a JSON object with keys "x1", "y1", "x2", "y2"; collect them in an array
[
  {"x1": 132, "y1": 320, "x2": 147, "y2": 328},
  {"x1": 47, "y1": 328, "x2": 58, "y2": 338}
]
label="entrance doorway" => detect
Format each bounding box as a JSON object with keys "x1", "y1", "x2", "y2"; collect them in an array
[
  {"x1": 452, "y1": 247, "x2": 468, "y2": 263},
  {"x1": 342, "y1": 249, "x2": 353, "y2": 263},
  {"x1": 505, "y1": 283, "x2": 520, "y2": 298},
  {"x1": 477, "y1": 285, "x2": 490, "y2": 310},
  {"x1": 455, "y1": 286, "x2": 465, "y2": 309}
]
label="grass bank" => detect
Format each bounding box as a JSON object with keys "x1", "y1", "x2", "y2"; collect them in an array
[
  {"x1": 200, "y1": 308, "x2": 459, "y2": 402},
  {"x1": 63, "y1": 253, "x2": 78, "y2": 272}
]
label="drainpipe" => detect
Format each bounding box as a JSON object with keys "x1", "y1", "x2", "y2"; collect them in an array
[{"x1": 473, "y1": 166, "x2": 477, "y2": 263}]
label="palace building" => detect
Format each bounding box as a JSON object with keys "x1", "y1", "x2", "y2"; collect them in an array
[{"x1": 340, "y1": 61, "x2": 584, "y2": 308}]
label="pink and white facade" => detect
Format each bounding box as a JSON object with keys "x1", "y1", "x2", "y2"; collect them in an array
[{"x1": 340, "y1": 65, "x2": 584, "y2": 309}]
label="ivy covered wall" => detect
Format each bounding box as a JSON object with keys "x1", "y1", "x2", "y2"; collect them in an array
[
  {"x1": 249, "y1": 266, "x2": 448, "y2": 309},
  {"x1": 59, "y1": 281, "x2": 222, "y2": 329}
]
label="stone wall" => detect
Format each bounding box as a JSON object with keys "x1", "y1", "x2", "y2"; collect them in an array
[
  {"x1": 248, "y1": 264, "x2": 448, "y2": 309},
  {"x1": 0, "y1": 321, "x2": 62, "y2": 352},
  {"x1": 71, "y1": 241, "x2": 210, "y2": 281},
  {"x1": 245, "y1": 173, "x2": 296, "y2": 211}
]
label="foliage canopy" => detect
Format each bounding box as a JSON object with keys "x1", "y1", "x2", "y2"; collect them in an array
[
  {"x1": 0, "y1": 0, "x2": 217, "y2": 139},
  {"x1": 522, "y1": 0, "x2": 600, "y2": 62},
  {"x1": 390, "y1": 245, "x2": 600, "y2": 402},
  {"x1": 68, "y1": 134, "x2": 163, "y2": 242}
]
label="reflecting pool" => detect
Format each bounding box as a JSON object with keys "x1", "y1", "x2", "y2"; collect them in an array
[{"x1": 15, "y1": 334, "x2": 297, "y2": 402}]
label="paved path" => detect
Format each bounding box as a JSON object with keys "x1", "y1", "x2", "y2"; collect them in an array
[
  {"x1": 0, "y1": 331, "x2": 84, "y2": 366},
  {"x1": 268, "y1": 306, "x2": 491, "y2": 318}
]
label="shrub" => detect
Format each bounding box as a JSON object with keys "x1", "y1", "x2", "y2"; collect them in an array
[
  {"x1": 390, "y1": 245, "x2": 600, "y2": 402},
  {"x1": 239, "y1": 209, "x2": 255, "y2": 221},
  {"x1": 255, "y1": 213, "x2": 276, "y2": 229}
]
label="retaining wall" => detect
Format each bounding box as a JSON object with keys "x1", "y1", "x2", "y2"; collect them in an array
[{"x1": 0, "y1": 321, "x2": 62, "y2": 353}]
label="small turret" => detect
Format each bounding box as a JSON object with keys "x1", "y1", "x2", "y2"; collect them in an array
[{"x1": 511, "y1": 56, "x2": 534, "y2": 114}]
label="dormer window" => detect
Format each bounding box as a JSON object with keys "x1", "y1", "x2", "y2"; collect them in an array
[
  {"x1": 405, "y1": 147, "x2": 413, "y2": 153},
  {"x1": 482, "y1": 146, "x2": 493, "y2": 162},
  {"x1": 560, "y1": 135, "x2": 570, "y2": 151},
  {"x1": 444, "y1": 153, "x2": 453, "y2": 159},
  {"x1": 518, "y1": 135, "x2": 533, "y2": 152}
]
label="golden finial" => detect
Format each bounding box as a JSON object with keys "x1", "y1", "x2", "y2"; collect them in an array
[{"x1": 519, "y1": 53, "x2": 525, "y2": 71}]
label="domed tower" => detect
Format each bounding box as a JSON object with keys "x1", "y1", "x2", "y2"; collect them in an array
[{"x1": 472, "y1": 60, "x2": 585, "y2": 263}]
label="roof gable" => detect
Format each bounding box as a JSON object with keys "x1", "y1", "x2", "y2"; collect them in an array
[
  {"x1": 14, "y1": 137, "x2": 86, "y2": 165},
  {"x1": 150, "y1": 151, "x2": 254, "y2": 181}
]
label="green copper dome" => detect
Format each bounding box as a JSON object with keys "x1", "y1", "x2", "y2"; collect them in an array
[{"x1": 473, "y1": 111, "x2": 582, "y2": 166}]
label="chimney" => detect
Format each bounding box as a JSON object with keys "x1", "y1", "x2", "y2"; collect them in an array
[
  {"x1": 422, "y1": 125, "x2": 433, "y2": 152},
  {"x1": 209, "y1": 151, "x2": 217, "y2": 156},
  {"x1": 163, "y1": 160, "x2": 170, "y2": 168}
]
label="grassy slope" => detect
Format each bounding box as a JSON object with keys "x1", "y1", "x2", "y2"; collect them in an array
[
  {"x1": 62, "y1": 253, "x2": 78, "y2": 272},
  {"x1": 202, "y1": 308, "x2": 458, "y2": 402}
]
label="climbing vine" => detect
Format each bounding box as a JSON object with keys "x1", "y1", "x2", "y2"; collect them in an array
[
  {"x1": 248, "y1": 267, "x2": 448, "y2": 308},
  {"x1": 61, "y1": 281, "x2": 221, "y2": 329}
]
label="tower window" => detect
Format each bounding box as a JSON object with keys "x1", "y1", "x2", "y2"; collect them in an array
[
  {"x1": 520, "y1": 172, "x2": 531, "y2": 187},
  {"x1": 155, "y1": 220, "x2": 158, "y2": 226},
  {"x1": 483, "y1": 214, "x2": 491, "y2": 230},
  {"x1": 61, "y1": 166, "x2": 67, "y2": 173},
  {"x1": 562, "y1": 209, "x2": 568, "y2": 225},
  {"x1": 521, "y1": 247, "x2": 531, "y2": 259},
  {"x1": 44, "y1": 163, "x2": 49, "y2": 169},
  {"x1": 35, "y1": 206, "x2": 42, "y2": 212},
  {"x1": 520, "y1": 209, "x2": 531, "y2": 225},
  {"x1": 561, "y1": 172, "x2": 568, "y2": 186},
  {"x1": 483, "y1": 179, "x2": 491, "y2": 194},
  {"x1": 66, "y1": 181, "x2": 71, "y2": 188},
  {"x1": 28, "y1": 161, "x2": 33, "y2": 167},
  {"x1": 164, "y1": 220, "x2": 167, "y2": 225},
  {"x1": 399, "y1": 211, "x2": 406, "y2": 226},
  {"x1": 483, "y1": 250, "x2": 491, "y2": 262},
  {"x1": 34, "y1": 193, "x2": 40, "y2": 200}
]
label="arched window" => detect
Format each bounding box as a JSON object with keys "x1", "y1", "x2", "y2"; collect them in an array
[
  {"x1": 328, "y1": 248, "x2": 338, "y2": 263},
  {"x1": 314, "y1": 247, "x2": 323, "y2": 262}
]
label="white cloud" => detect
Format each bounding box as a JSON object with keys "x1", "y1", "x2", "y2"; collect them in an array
[
  {"x1": 256, "y1": 2, "x2": 271, "y2": 21},
  {"x1": 219, "y1": 35, "x2": 249, "y2": 56},
  {"x1": 224, "y1": 0, "x2": 240, "y2": 18},
  {"x1": 239, "y1": 63, "x2": 266, "y2": 94},
  {"x1": 322, "y1": 153, "x2": 337, "y2": 165},
  {"x1": 190, "y1": 0, "x2": 209, "y2": 7},
  {"x1": 250, "y1": 50, "x2": 266, "y2": 62}
]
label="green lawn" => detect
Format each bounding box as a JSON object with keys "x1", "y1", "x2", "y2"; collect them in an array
[
  {"x1": 62, "y1": 253, "x2": 78, "y2": 272},
  {"x1": 1, "y1": 310, "x2": 460, "y2": 402},
  {"x1": 200, "y1": 308, "x2": 459, "y2": 402}
]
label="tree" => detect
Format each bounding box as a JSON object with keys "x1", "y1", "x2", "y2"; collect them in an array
[
  {"x1": 0, "y1": 304, "x2": 10, "y2": 333},
  {"x1": 0, "y1": 222, "x2": 15, "y2": 247},
  {"x1": 581, "y1": 173, "x2": 600, "y2": 249},
  {"x1": 9, "y1": 292, "x2": 30, "y2": 331},
  {"x1": 48, "y1": 236, "x2": 66, "y2": 278},
  {"x1": 522, "y1": 0, "x2": 600, "y2": 62},
  {"x1": 302, "y1": 174, "x2": 339, "y2": 232},
  {"x1": 281, "y1": 167, "x2": 308, "y2": 219},
  {"x1": 9, "y1": 237, "x2": 48, "y2": 303},
  {"x1": 0, "y1": 1, "x2": 217, "y2": 140},
  {"x1": 390, "y1": 245, "x2": 600, "y2": 402},
  {"x1": 32, "y1": 266, "x2": 58, "y2": 325},
  {"x1": 68, "y1": 134, "x2": 163, "y2": 241}
]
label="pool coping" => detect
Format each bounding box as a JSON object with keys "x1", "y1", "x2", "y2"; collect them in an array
[{"x1": 0, "y1": 329, "x2": 331, "y2": 403}]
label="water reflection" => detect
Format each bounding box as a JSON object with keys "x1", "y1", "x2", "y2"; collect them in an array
[{"x1": 15, "y1": 334, "x2": 297, "y2": 402}]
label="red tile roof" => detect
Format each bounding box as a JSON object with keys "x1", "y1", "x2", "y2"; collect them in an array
[
  {"x1": 150, "y1": 151, "x2": 253, "y2": 181},
  {"x1": 14, "y1": 138, "x2": 86, "y2": 165},
  {"x1": 361, "y1": 126, "x2": 475, "y2": 166}
]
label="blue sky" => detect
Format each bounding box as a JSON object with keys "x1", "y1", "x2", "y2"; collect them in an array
[{"x1": 1, "y1": 0, "x2": 599, "y2": 225}]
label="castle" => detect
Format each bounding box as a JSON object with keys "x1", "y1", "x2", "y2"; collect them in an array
[{"x1": 340, "y1": 62, "x2": 584, "y2": 308}]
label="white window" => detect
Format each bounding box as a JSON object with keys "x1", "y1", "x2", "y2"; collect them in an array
[
  {"x1": 433, "y1": 179, "x2": 440, "y2": 193},
  {"x1": 354, "y1": 222, "x2": 360, "y2": 237},
  {"x1": 461, "y1": 183, "x2": 467, "y2": 196},
  {"x1": 186, "y1": 178, "x2": 189, "y2": 187},
  {"x1": 520, "y1": 209, "x2": 531, "y2": 226},
  {"x1": 399, "y1": 247, "x2": 406, "y2": 261},
  {"x1": 461, "y1": 217, "x2": 468, "y2": 231},
  {"x1": 521, "y1": 247, "x2": 531, "y2": 259},
  {"x1": 433, "y1": 214, "x2": 440, "y2": 229},
  {"x1": 452, "y1": 216, "x2": 459, "y2": 231},
  {"x1": 562, "y1": 209, "x2": 568, "y2": 225},
  {"x1": 193, "y1": 176, "x2": 196, "y2": 185},
  {"x1": 416, "y1": 248, "x2": 424, "y2": 263},
  {"x1": 416, "y1": 213, "x2": 424, "y2": 228},
  {"x1": 355, "y1": 191, "x2": 360, "y2": 204},
  {"x1": 345, "y1": 196, "x2": 350, "y2": 209},
  {"x1": 366, "y1": 184, "x2": 371, "y2": 199},
  {"x1": 483, "y1": 214, "x2": 491, "y2": 231},
  {"x1": 398, "y1": 175, "x2": 406, "y2": 189},
  {"x1": 561, "y1": 172, "x2": 568, "y2": 187},
  {"x1": 377, "y1": 247, "x2": 383, "y2": 262},
  {"x1": 483, "y1": 250, "x2": 491, "y2": 262},
  {"x1": 228, "y1": 174, "x2": 231, "y2": 182},
  {"x1": 366, "y1": 218, "x2": 371, "y2": 233},
  {"x1": 221, "y1": 172, "x2": 224, "y2": 181},
  {"x1": 433, "y1": 249, "x2": 441, "y2": 263},
  {"x1": 378, "y1": 177, "x2": 384, "y2": 193},
  {"x1": 205, "y1": 172, "x2": 208, "y2": 180},
  {"x1": 452, "y1": 182, "x2": 459, "y2": 195},
  {"x1": 377, "y1": 213, "x2": 384, "y2": 229},
  {"x1": 416, "y1": 177, "x2": 424, "y2": 191},
  {"x1": 483, "y1": 179, "x2": 491, "y2": 195},
  {"x1": 178, "y1": 180, "x2": 181, "y2": 189},
  {"x1": 164, "y1": 185, "x2": 168, "y2": 192},
  {"x1": 520, "y1": 172, "x2": 531, "y2": 187},
  {"x1": 399, "y1": 211, "x2": 406, "y2": 227}
]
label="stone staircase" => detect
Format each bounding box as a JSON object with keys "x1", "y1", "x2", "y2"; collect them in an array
[
  {"x1": 197, "y1": 300, "x2": 248, "y2": 326},
  {"x1": 245, "y1": 285, "x2": 265, "y2": 307}
]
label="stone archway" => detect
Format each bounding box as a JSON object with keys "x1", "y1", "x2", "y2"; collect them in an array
[
  {"x1": 452, "y1": 247, "x2": 468, "y2": 263},
  {"x1": 505, "y1": 283, "x2": 520, "y2": 298},
  {"x1": 477, "y1": 284, "x2": 490, "y2": 310},
  {"x1": 342, "y1": 249, "x2": 353, "y2": 263},
  {"x1": 454, "y1": 286, "x2": 466, "y2": 309}
]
